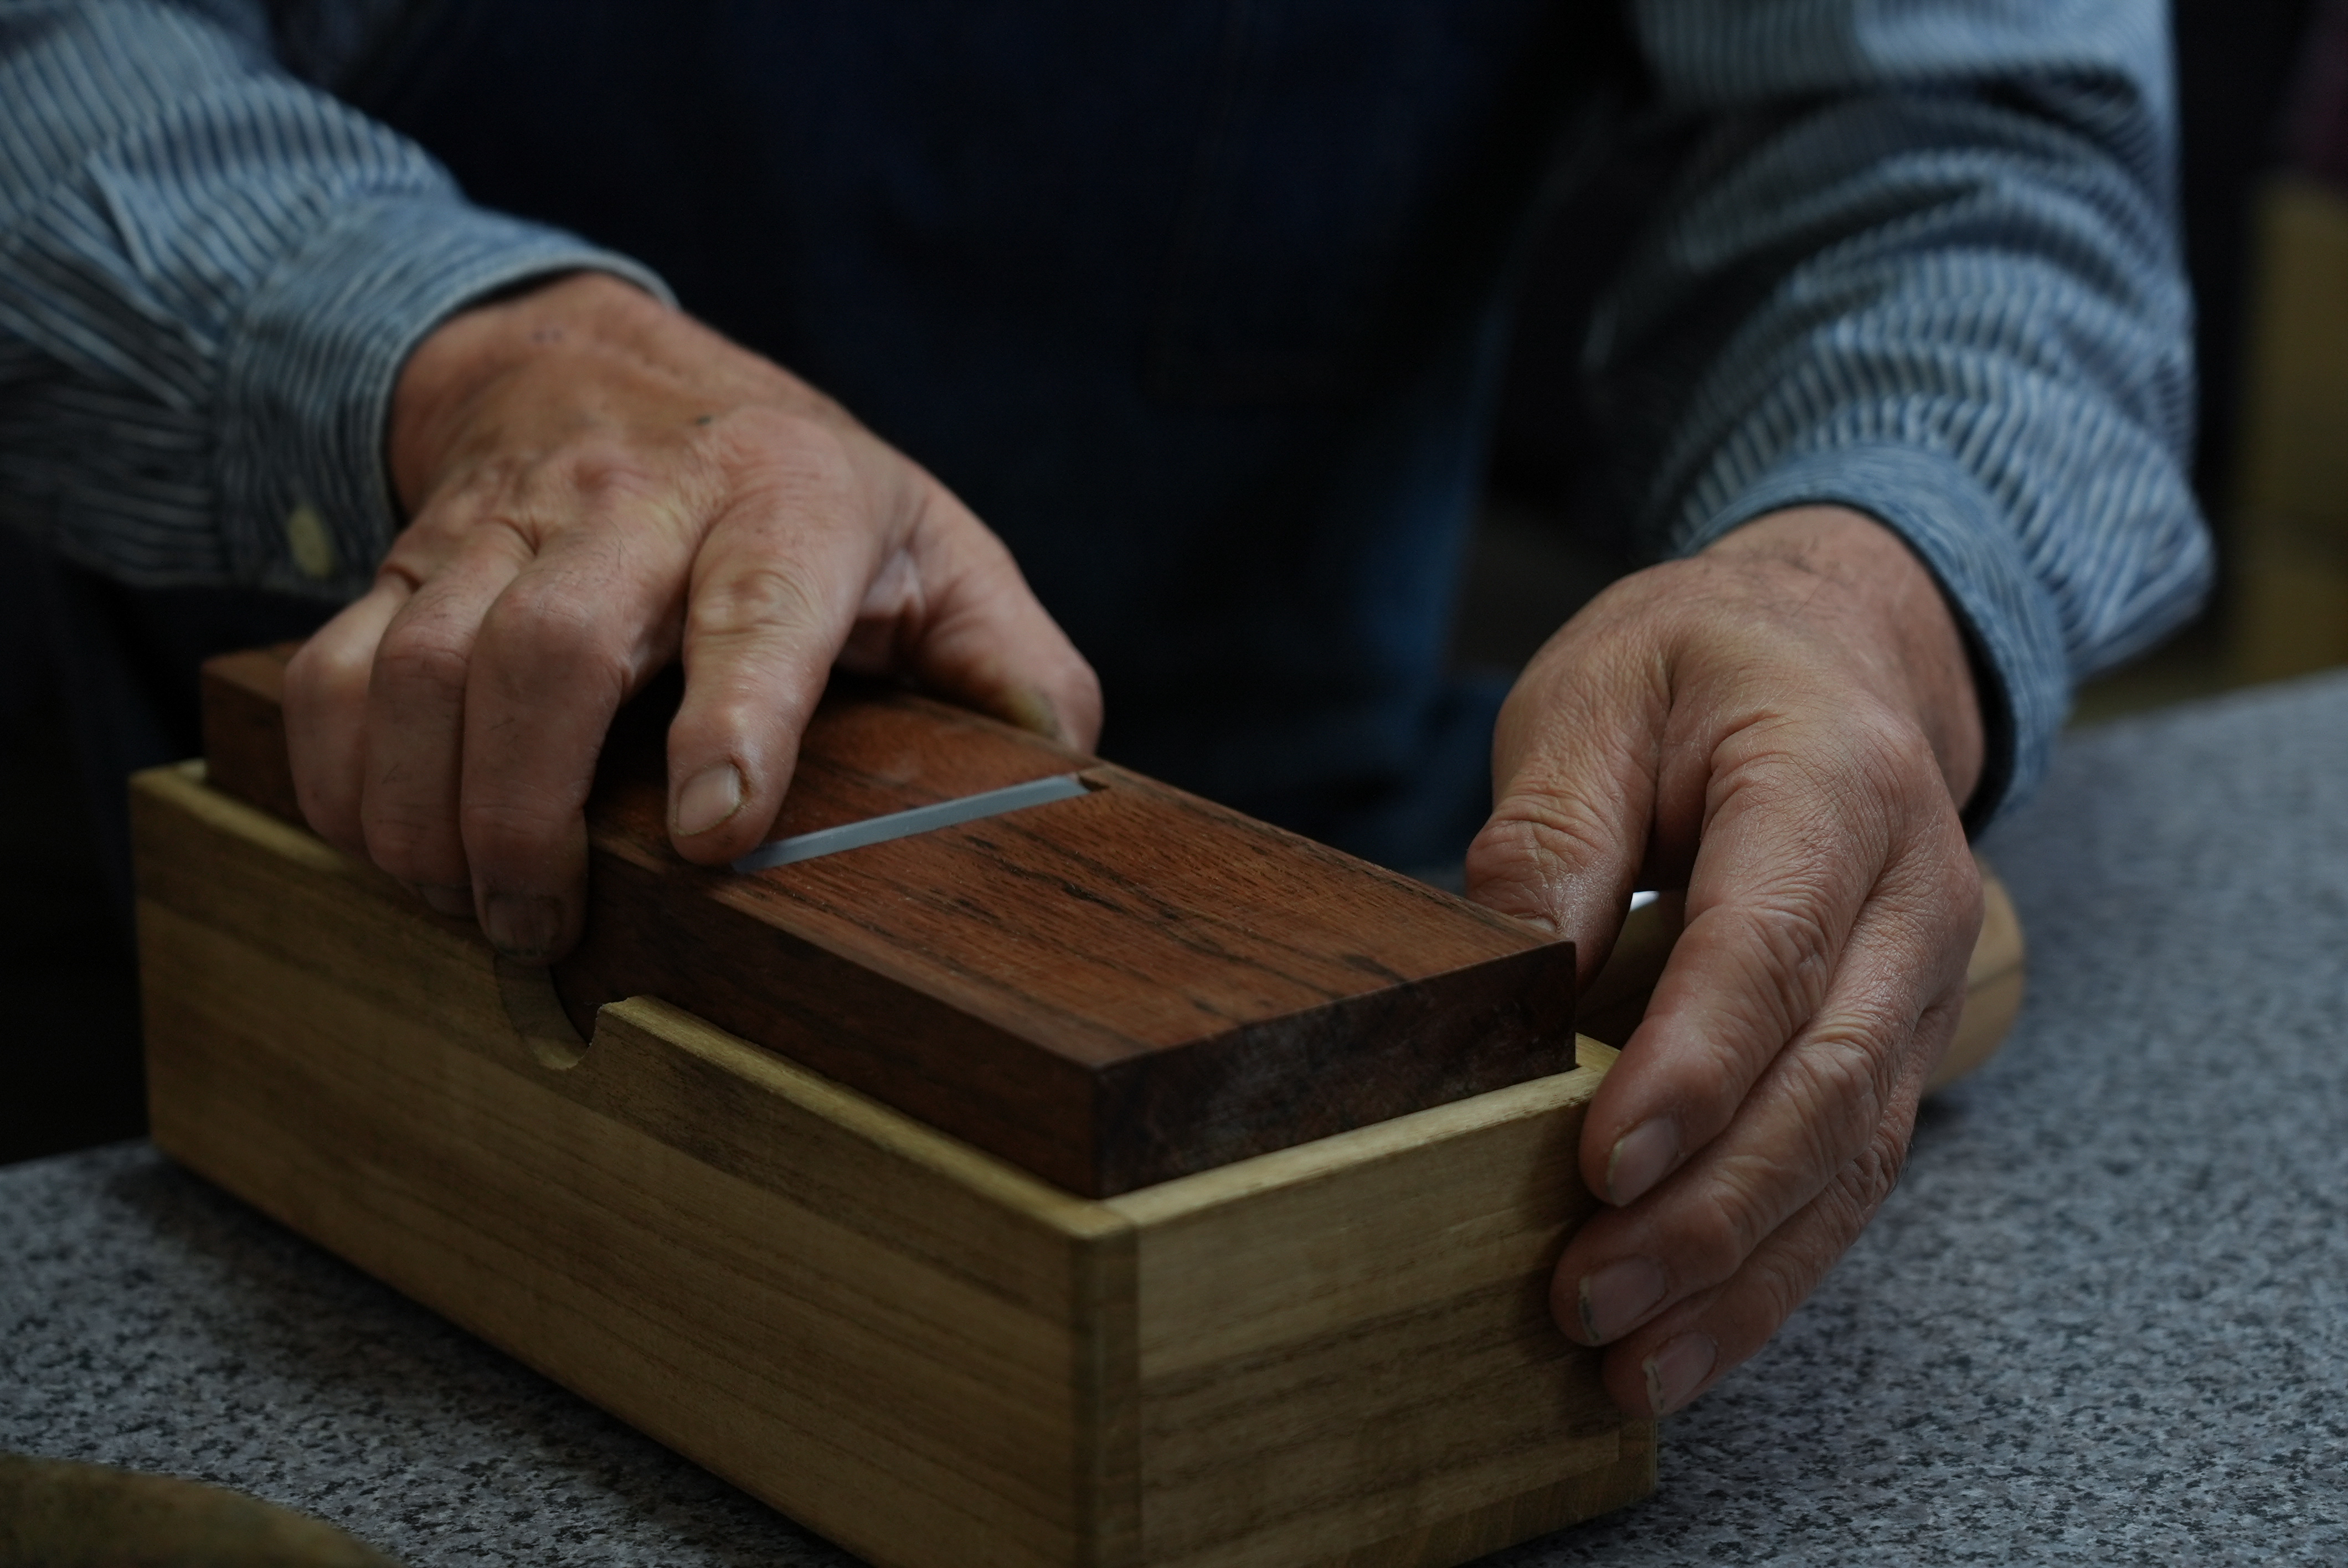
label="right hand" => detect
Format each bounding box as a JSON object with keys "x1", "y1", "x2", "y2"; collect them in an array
[{"x1": 283, "y1": 272, "x2": 1100, "y2": 962}]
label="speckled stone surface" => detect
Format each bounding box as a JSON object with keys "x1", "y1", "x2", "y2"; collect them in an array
[{"x1": 6, "y1": 674, "x2": 2347, "y2": 1565}]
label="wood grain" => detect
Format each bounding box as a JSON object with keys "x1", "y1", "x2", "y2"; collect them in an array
[
  {"x1": 133, "y1": 762, "x2": 1652, "y2": 1567},
  {"x1": 198, "y1": 650, "x2": 1575, "y2": 1196},
  {"x1": 1106, "y1": 1049, "x2": 1636, "y2": 1568}
]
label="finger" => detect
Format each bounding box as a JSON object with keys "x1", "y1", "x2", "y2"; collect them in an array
[
  {"x1": 868, "y1": 484, "x2": 1103, "y2": 751},
  {"x1": 457, "y1": 497, "x2": 696, "y2": 961},
  {"x1": 661, "y1": 426, "x2": 897, "y2": 865},
  {"x1": 358, "y1": 518, "x2": 535, "y2": 910},
  {"x1": 1463, "y1": 612, "x2": 1671, "y2": 985},
  {"x1": 1582, "y1": 1038, "x2": 1937, "y2": 1416},
  {"x1": 1553, "y1": 861, "x2": 1971, "y2": 1349},
  {"x1": 284, "y1": 579, "x2": 408, "y2": 860},
  {"x1": 1573, "y1": 704, "x2": 1932, "y2": 1210}
]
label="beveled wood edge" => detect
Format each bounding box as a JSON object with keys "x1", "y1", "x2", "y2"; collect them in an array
[
  {"x1": 145, "y1": 758, "x2": 336, "y2": 870},
  {"x1": 578, "y1": 1008, "x2": 1618, "y2": 1244},
  {"x1": 1104, "y1": 1046, "x2": 1613, "y2": 1230},
  {"x1": 601, "y1": 996, "x2": 1130, "y2": 1242}
]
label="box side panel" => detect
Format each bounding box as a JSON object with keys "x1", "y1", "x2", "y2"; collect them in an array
[
  {"x1": 1109, "y1": 1064, "x2": 1642, "y2": 1567},
  {"x1": 134, "y1": 765, "x2": 1109, "y2": 1314},
  {"x1": 135, "y1": 770, "x2": 1140, "y2": 1568},
  {"x1": 1296, "y1": 1422, "x2": 1656, "y2": 1568},
  {"x1": 1108, "y1": 1068, "x2": 1606, "y2": 1372}
]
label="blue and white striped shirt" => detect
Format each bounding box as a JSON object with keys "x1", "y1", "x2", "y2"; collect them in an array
[{"x1": 0, "y1": 0, "x2": 2208, "y2": 833}]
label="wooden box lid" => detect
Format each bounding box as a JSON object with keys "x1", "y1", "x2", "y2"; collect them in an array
[{"x1": 200, "y1": 647, "x2": 1574, "y2": 1195}]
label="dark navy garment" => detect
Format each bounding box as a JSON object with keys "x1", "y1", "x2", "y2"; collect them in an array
[
  {"x1": 3, "y1": 0, "x2": 2212, "y2": 882},
  {"x1": 352, "y1": 1, "x2": 1610, "y2": 866}
]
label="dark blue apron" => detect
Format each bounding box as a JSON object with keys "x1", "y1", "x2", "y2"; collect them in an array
[{"x1": 356, "y1": 0, "x2": 1614, "y2": 869}]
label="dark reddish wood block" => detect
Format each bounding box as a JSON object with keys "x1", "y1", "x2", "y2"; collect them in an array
[
  {"x1": 198, "y1": 649, "x2": 1574, "y2": 1195},
  {"x1": 199, "y1": 646, "x2": 307, "y2": 826}
]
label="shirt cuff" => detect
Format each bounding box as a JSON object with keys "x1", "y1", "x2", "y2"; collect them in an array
[
  {"x1": 217, "y1": 194, "x2": 674, "y2": 601},
  {"x1": 1672, "y1": 443, "x2": 2072, "y2": 830}
]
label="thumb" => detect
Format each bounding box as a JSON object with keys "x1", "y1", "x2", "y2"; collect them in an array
[{"x1": 1464, "y1": 622, "x2": 1669, "y2": 986}]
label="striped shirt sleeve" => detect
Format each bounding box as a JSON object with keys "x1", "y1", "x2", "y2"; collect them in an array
[
  {"x1": 0, "y1": 0, "x2": 671, "y2": 601},
  {"x1": 1606, "y1": 0, "x2": 2210, "y2": 823}
]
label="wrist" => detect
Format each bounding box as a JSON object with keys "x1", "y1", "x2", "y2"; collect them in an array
[{"x1": 1704, "y1": 506, "x2": 1986, "y2": 811}]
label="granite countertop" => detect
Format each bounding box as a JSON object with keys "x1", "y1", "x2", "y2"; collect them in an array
[{"x1": 6, "y1": 673, "x2": 2346, "y2": 1565}]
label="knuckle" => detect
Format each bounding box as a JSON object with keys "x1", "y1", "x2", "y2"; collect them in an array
[
  {"x1": 281, "y1": 641, "x2": 367, "y2": 755},
  {"x1": 1674, "y1": 1152, "x2": 1784, "y2": 1285},
  {"x1": 295, "y1": 779, "x2": 362, "y2": 855},
  {"x1": 1468, "y1": 798, "x2": 1619, "y2": 891},
  {"x1": 1739, "y1": 894, "x2": 1837, "y2": 979},
  {"x1": 1463, "y1": 802, "x2": 1625, "y2": 932},
  {"x1": 478, "y1": 580, "x2": 636, "y2": 701},
  {"x1": 1735, "y1": 1237, "x2": 1824, "y2": 1348},
  {"x1": 1784, "y1": 1015, "x2": 1897, "y2": 1130},
  {"x1": 362, "y1": 804, "x2": 456, "y2": 881},
  {"x1": 1712, "y1": 695, "x2": 1938, "y2": 838},
  {"x1": 1774, "y1": 1035, "x2": 1889, "y2": 1185},
  {"x1": 1937, "y1": 850, "x2": 1987, "y2": 948},
  {"x1": 562, "y1": 438, "x2": 661, "y2": 501},
  {"x1": 1711, "y1": 1145, "x2": 1906, "y2": 1359},
  {"x1": 281, "y1": 638, "x2": 333, "y2": 702},
  {"x1": 1850, "y1": 1116, "x2": 1914, "y2": 1210},
  {"x1": 1813, "y1": 1121, "x2": 1912, "y2": 1239},
  {"x1": 690, "y1": 559, "x2": 833, "y2": 644},
  {"x1": 1713, "y1": 895, "x2": 1840, "y2": 1034},
  {"x1": 371, "y1": 623, "x2": 472, "y2": 706},
  {"x1": 1676, "y1": 1206, "x2": 1750, "y2": 1286},
  {"x1": 459, "y1": 795, "x2": 571, "y2": 872}
]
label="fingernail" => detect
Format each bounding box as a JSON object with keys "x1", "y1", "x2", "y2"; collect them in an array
[
  {"x1": 1605, "y1": 1117, "x2": 1680, "y2": 1206},
  {"x1": 416, "y1": 883, "x2": 473, "y2": 918},
  {"x1": 1577, "y1": 1257, "x2": 1667, "y2": 1343},
  {"x1": 673, "y1": 762, "x2": 744, "y2": 838},
  {"x1": 998, "y1": 686, "x2": 1067, "y2": 744},
  {"x1": 1642, "y1": 1332, "x2": 1718, "y2": 1415},
  {"x1": 482, "y1": 893, "x2": 565, "y2": 962}
]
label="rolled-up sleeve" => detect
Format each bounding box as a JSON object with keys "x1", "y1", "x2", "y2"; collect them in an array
[
  {"x1": 0, "y1": 0, "x2": 670, "y2": 601},
  {"x1": 1600, "y1": 0, "x2": 2209, "y2": 823}
]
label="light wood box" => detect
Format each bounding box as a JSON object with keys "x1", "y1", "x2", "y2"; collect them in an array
[
  {"x1": 132, "y1": 761, "x2": 1654, "y2": 1568},
  {"x1": 2234, "y1": 175, "x2": 2348, "y2": 683}
]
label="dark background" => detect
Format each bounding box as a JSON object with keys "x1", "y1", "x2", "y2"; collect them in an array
[{"x1": 0, "y1": 0, "x2": 2319, "y2": 1166}]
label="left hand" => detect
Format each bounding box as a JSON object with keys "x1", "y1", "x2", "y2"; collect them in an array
[{"x1": 1465, "y1": 505, "x2": 1987, "y2": 1418}]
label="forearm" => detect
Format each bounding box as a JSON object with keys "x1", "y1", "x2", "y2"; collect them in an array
[
  {"x1": 0, "y1": 0, "x2": 666, "y2": 598},
  {"x1": 1605, "y1": 0, "x2": 2210, "y2": 824}
]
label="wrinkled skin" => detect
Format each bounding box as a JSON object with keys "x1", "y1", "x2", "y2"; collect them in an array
[
  {"x1": 1468, "y1": 506, "x2": 1984, "y2": 1416},
  {"x1": 287, "y1": 277, "x2": 1985, "y2": 1417},
  {"x1": 285, "y1": 274, "x2": 1101, "y2": 960}
]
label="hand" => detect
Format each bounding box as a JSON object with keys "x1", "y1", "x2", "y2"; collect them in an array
[
  {"x1": 283, "y1": 273, "x2": 1100, "y2": 961},
  {"x1": 1464, "y1": 506, "x2": 1986, "y2": 1417}
]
